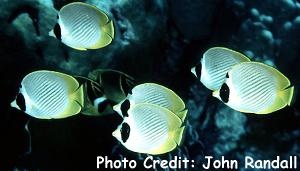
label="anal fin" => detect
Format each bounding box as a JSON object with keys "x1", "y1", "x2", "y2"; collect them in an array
[{"x1": 148, "y1": 137, "x2": 177, "y2": 155}]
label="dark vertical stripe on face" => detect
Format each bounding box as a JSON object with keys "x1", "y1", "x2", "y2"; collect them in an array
[
  {"x1": 195, "y1": 63, "x2": 202, "y2": 79},
  {"x1": 54, "y1": 23, "x2": 61, "y2": 40},
  {"x1": 16, "y1": 93, "x2": 26, "y2": 111},
  {"x1": 121, "y1": 99, "x2": 130, "y2": 117}
]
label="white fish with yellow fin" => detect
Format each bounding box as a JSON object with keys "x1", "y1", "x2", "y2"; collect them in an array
[
  {"x1": 49, "y1": 2, "x2": 114, "y2": 50},
  {"x1": 11, "y1": 70, "x2": 84, "y2": 119},
  {"x1": 112, "y1": 103, "x2": 185, "y2": 155},
  {"x1": 213, "y1": 62, "x2": 294, "y2": 114},
  {"x1": 191, "y1": 47, "x2": 250, "y2": 90},
  {"x1": 113, "y1": 83, "x2": 187, "y2": 120}
]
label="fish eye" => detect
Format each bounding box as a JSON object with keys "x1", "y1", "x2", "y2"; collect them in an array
[
  {"x1": 226, "y1": 73, "x2": 229, "y2": 78},
  {"x1": 120, "y1": 99, "x2": 130, "y2": 117},
  {"x1": 16, "y1": 93, "x2": 26, "y2": 111},
  {"x1": 220, "y1": 83, "x2": 230, "y2": 103},
  {"x1": 56, "y1": 14, "x2": 59, "y2": 19},
  {"x1": 195, "y1": 63, "x2": 202, "y2": 78},
  {"x1": 120, "y1": 122, "x2": 130, "y2": 143},
  {"x1": 54, "y1": 23, "x2": 61, "y2": 40}
]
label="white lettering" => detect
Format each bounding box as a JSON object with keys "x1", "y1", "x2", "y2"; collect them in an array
[
  {"x1": 245, "y1": 156, "x2": 254, "y2": 168},
  {"x1": 203, "y1": 156, "x2": 213, "y2": 169}
]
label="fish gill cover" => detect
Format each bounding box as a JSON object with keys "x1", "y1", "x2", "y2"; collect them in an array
[{"x1": 1, "y1": 0, "x2": 300, "y2": 171}]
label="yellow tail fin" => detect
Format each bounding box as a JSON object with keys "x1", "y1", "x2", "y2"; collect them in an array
[
  {"x1": 102, "y1": 20, "x2": 114, "y2": 39},
  {"x1": 173, "y1": 126, "x2": 185, "y2": 145},
  {"x1": 177, "y1": 109, "x2": 188, "y2": 122},
  {"x1": 280, "y1": 86, "x2": 294, "y2": 106},
  {"x1": 91, "y1": 20, "x2": 114, "y2": 49}
]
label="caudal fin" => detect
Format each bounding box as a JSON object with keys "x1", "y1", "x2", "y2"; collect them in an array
[
  {"x1": 102, "y1": 20, "x2": 114, "y2": 39},
  {"x1": 281, "y1": 86, "x2": 294, "y2": 106},
  {"x1": 173, "y1": 126, "x2": 185, "y2": 146}
]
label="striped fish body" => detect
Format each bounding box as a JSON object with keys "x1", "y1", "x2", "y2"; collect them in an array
[
  {"x1": 11, "y1": 70, "x2": 84, "y2": 119},
  {"x1": 214, "y1": 62, "x2": 294, "y2": 114},
  {"x1": 112, "y1": 103, "x2": 184, "y2": 155},
  {"x1": 52, "y1": 2, "x2": 114, "y2": 50},
  {"x1": 113, "y1": 83, "x2": 187, "y2": 121},
  {"x1": 192, "y1": 47, "x2": 250, "y2": 90}
]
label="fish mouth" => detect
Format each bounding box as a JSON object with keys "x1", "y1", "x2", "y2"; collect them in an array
[
  {"x1": 112, "y1": 103, "x2": 123, "y2": 117},
  {"x1": 48, "y1": 30, "x2": 55, "y2": 37},
  {"x1": 212, "y1": 91, "x2": 219, "y2": 98},
  {"x1": 190, "y1": 67, "x2": 196, "y2": 75},
  {"x1": 10, "y1": 100, "x2": 20, "y2": 109},
  {"x1": 112, "y1": 104, "x2": 119, "y2": 111},
  {"x1": 112, "y1": 129, "x2": 121, "y2": 140}
]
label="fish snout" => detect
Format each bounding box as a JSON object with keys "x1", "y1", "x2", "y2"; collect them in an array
[
  {"x1": 48, "y1": 30, "x2": 55, "y2": 37},
  {"x1": 10, "y1": 100, "x2": 20, "y2": 109}
]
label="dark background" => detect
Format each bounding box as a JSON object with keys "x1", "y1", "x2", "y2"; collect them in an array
[{"x1": 1, "y1": 0, "x2": 300, "y2": 170}]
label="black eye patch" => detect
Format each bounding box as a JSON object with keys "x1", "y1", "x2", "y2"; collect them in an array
[
  {"x1": 220, "y1": 83, "x2": 230, "y2": 103},
  {"x1": 54, "y1": 23, "x2": 61, "y2": 40},
  {"x1": 195, "y1": 63, "x2": 202, "y2": 79},
  {"x1": 120, "y1": 99, "x2": 130, "y2": 117},
  {"x1": 226, "y1": 72, "x2": 229, "y2": 78},
  {"x1": 16, "y1": 93, "x2": 26, "y2": 111},
  {"x1": 120, "y1": 122, "x2": 130, "y2": 143}
]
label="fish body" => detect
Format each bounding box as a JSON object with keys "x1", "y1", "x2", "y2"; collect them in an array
[
  {"x1": 11, "y1": 70, "x2": 84, "y2": 119},
  {"x1": 191, "y1": 47, "x2": 250, "y2": 90},
  {"x1": 213, "y1": 62, "x2": 294, "y2": 114},
  {"x1": 113, "y1": 83, "x2": 187, "y2": 120},
  {"x1": 112, "y1": 103, "x2": 185, "y2": 155},
  {"x1": 49, "y1": 2, "x2": 114, "y2": 50}
]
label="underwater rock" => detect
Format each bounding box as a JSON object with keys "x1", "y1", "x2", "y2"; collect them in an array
[
  {"x1": 170, "y1": 0, "x2": 222, "y2": 40},
  {"x1": 214, "y1": 107, "x2": 246, "y2": 156},
  {"x1": 2, "y1": 0, "x2": 300, "y2": 170}
]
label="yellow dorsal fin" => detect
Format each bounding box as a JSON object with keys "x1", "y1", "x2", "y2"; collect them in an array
[
  {"x1": 255, "y1": 62, "x2": 291, "y2": 89},
  {"x1": 210, "y1": 47, "x2": 251, "y2": 62}
]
